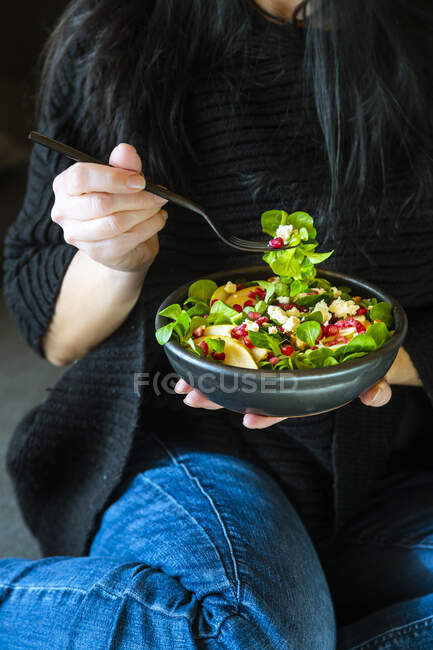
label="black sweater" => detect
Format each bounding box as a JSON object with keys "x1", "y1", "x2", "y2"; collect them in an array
[{"x1": 3, "y1": 9, "x2": 433, "y2": 557}]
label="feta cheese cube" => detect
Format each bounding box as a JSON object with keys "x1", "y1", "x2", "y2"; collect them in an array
[
  {"x1": 313, "y1": 299, "x2": 331, "y2": 325},
  {"x1": 244, "y1": 319, "x2": 259, "y2": 332},
  {"x1": 224, "y1": 281, "x2": 237, "y2": 294},
  {"x1": 275, "y1": 224, "x2": 293, "y2": 243},
  {"x1": 268, "y1": 326, "x2": 278, "y2": 334},
  {"x1": 329, "y1": 297, "x2": 358, "y2": 318}
]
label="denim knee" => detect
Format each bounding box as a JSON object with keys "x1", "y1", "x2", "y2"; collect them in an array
[{"x1": 91, "y1": 562, "x2": 336, "y2": 649}]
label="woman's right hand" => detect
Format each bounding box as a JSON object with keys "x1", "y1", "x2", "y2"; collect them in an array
[{"x1": 51, "y1": 143, "x2": 168, "y2": 273}]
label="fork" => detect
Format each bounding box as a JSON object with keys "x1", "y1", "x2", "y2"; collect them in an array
[{"x1": 29, "y1": 131, "x2": 294, "y2": 252}]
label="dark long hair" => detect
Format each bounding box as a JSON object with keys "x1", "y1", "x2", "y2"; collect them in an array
[{"x1": 39, "y1": 0, "x2": 433, "y2": 230}]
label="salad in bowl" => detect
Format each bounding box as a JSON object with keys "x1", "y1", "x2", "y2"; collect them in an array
[{"x1": 156, "y1": 210, "x2": 395, "y2": 372}]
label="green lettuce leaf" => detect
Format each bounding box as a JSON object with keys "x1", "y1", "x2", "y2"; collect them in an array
[
  {"x1": 369, "y1": 301, "x2": 393, "y2": 328},
  {"x1": 296, "y1": 321, "x2": 321, "y2": 347},
  {"x1": 188, "y1": 279, "x2": 218, "y2": 303},
  {"x1": 205, "y1": 338, "x2": 226, "y2": 354},
  {"x1": 208, "y1": 300, "x2": 240, "y2": 325},
  {"x1": 248, "y1": 330, "x2": 281, "y2": 356},
  {"x1": 156, "y1": 322, "x2": 177, "y2": 345}
]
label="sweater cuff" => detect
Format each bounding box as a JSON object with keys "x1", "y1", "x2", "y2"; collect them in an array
[
  {"x1": 403, "y1": 305, "x2": 433, "y2": 407},
  {"x1": 3, "y1": 242, "x2": 77, "y2": 356}
]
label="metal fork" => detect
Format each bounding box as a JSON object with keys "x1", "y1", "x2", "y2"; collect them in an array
[{"x1": 29, "y1": 131, "x2": 294, "y2": 253}]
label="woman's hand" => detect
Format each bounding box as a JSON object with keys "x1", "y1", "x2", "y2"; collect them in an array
[
  {"x1": 51, "y1": 143, "x2": 168, "y2": 273},
  {"x1": 174, "y1": 346, "x2": 422, "y2": 429}
]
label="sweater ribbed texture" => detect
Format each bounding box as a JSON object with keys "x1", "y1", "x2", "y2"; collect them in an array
[{"x1": 3, "y1": 8, "x2": 433, "y2": 556}]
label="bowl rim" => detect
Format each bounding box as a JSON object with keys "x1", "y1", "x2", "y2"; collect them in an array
[{"x1": 155, "y1": 265, "x2": 408, "y2": 379}]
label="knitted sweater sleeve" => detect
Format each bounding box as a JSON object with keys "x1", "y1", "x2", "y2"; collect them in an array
[{"x1": 3, "y1": 86, "x2": 76, "y2": 356}]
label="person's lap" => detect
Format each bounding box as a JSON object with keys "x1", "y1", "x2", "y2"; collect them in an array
[
  {"x1": 0, "y1": 430, "x2": 336, "y2": 649},
  {"x1": 2, "y1": 430, "x2": 433, "y2": 649}
]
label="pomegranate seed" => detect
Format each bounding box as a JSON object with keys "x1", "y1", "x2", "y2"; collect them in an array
[
  {"x1": 277, "y1": 325, "x2": 285, "y2": 332},
  {"x1": 281, "y1": 345, "x2": 294, "y2": 356},
  {"x1": 238, "y1": 324, "x2": 248, "y2": 336},
  {"x1": 211, "y1": 351, "x2": 226, "y2": 361},
  {"x1": 247, "y1": 311, "x2": 262, "y2": 321},
  {"x1": 231, "y1": 327, "x2": 242, "y2": 339},
  {"x1": 203, "y1": 314, "x2": 209, "y2": 319},
  {"x1": 313, "y1": 290, "x2": 319, "y2": 295},
  {"x1": 210, "y1": 299, "x2": 217, "y2": 307},
  {"x1": 324, "y1": 324, "x2": 338, "y2": 336},
  {"x1": 243, "y1": 335, "x2": 254, "y2": 348},
  {"x1": 356, "y1": 306, "x2": 367, "y2": 315},
  {"x1": 236, "y1": 283, "x2": 244, "y2": 290},
  {"x1": 269, "y1": 356, "x2": 280, "y2": 366},
  {"x1": 248, "y1": 290, "x2": 257, "y2": 298},
  {"x1": 354, "y1": 320, "x2": 366, "y2": 333},
  {"x1": 199, "y1": 340, "x2": 209, "y2": 355},
  {"x1": 244, "y1": 299, "x2": 255, "y2": 307},
  {"x1": 312, "y1": 346, "x2": 318, "y2": 350},
  {"x1": 233, "y1": 304, "x2": 243, "y2": 313},
  {"x1": 256, "y1": 316, "x2": 269, "y2": 326},
  {"x1": 298, "y1": 306, "x2": 309, "y2": 313},
  {"x1": 268, "y1": 237, "x2": 284, "y2": 249},
  {"x1": 334, "y1": 320, "x2": 346, "y2": 329},
  {"x1": 282, "y1": 303, "x2": 297, "y2": 311},
  {"x1": 192, "y1": 325, "x2": 205, "y2": 338}
]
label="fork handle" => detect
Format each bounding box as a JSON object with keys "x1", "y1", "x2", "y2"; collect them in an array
[{"x1": 28, "y1": 131, "x2": 201, "y2": 209}]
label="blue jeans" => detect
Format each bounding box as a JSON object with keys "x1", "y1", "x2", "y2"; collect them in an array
[{"x1": 1, "y1": 432, "x2": 433, "y2": 649}]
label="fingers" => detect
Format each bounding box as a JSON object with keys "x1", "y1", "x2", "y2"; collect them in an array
[
  {"x1": 109, "y1": 143, "x2": 142, "y2": 173},
  {"x1": 71, "y1": 211, "x2": 168, "y2": 262},
  {"x1": 60, "y1": 207, "x2": 167, "y2": 243},
  {"x1": 359, "y1": 380, "x2": 392, "y2": 407},
  {"x1": 54, "y1": 190, "x2": 167, "y2": 222},
  {"x1": 174, "y1": 380, "x2": 223, "y2": 410},
  {"x1": 54, "y1": 161, "x2": 146, "y2": 196},
  {"x1": 243, "y1": 414, "x2": 288, "y2": 429}
]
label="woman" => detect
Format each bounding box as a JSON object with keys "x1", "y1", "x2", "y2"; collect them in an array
[{"x1": 2, "y1": 0, "x2": 433, "y2": 647}]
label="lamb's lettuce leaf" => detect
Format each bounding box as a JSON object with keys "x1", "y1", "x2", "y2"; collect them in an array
[
  {"x1": 296, "y1": 321, "x2": 321, "y2": 347},
  {"x1": 248, "y1": 330, "x2": 281, "y2": 357},
  {"x1": 156, "y1": 322, "x2": 177, "y2": 345},
  {"x1": 205, "y1": 338, "x2": 226, "y2": 354},
  {"x1": 369, "y1": 302, "x2": 393, "y2": 328},
  {"x1": 188, "y1": 279, "x2": 218, "y2": 303},
  {"x1": 208, "y1": 300, "x2": 240, "y2": 325},
  {"x1": 257, "y1": 280, "x2": 276, "y2": 302}
]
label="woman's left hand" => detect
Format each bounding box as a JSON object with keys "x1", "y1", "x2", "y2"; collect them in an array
[{"x1": 174, "y1": 346, "x2": 422, "y2": 430}]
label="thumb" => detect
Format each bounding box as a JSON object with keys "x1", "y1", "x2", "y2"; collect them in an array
[
  {"x1": 109, "y1": 143, "x2": 142, "y2": 174},
  {"x1": 359, "y1": 379, "x2": 392, "y2": 407}
]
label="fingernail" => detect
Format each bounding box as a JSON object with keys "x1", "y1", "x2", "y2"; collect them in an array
[
  {"x1": 183, "y1": 393, "x2": 196, "y2": 407},
  {"x1": 243, "y1": 415, "x2": 256, "y2": 429},
  {"x1": 370, "y1": 382, "x2": 385, "y2": 404},
  {"x1": 126, "y1": 174, "x2": 145, "y2": 189},
  {"x1": 154, "y1": 195, "x2": 168, "y2": 205},
  {"x1": 174, "y1": 379, "x2": 188, "y2": 394}
]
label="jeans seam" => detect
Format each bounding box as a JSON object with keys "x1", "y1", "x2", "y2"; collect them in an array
[
  {"x1": 348, "y1": 614, "x2": 433, "y2": 649},
  {"x1": 150, "y1": 432, "x2": 241, "y2": 606},
  {"x1": 0, "y1": 584, "x2": 88, "y2": 595}
]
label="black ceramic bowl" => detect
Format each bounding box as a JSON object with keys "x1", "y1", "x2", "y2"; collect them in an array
[{"x1": 155, "y1": 266, "x2": 407, "y2": 417}]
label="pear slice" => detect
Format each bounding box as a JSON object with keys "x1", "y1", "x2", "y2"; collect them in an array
[
  {"x1": 196, "y1": 335, "x2": 258, "y2": 369},
  {"x1": 203, "y1": 325, "x2": 234, "y2": 337},
  {"x1": 203, "y1": 325, "x2": 270, "y2": 363},
  {"x1": 225, "y1": 286, "x2": 261, "y2": 308},
  {"x1": 210, "y1": 285, "x2": 230, "y2": 304}
]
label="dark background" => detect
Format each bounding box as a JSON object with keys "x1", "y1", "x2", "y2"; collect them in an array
[{"x1": 0, "y1": 1, "x2": 68, "y2": 558}]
